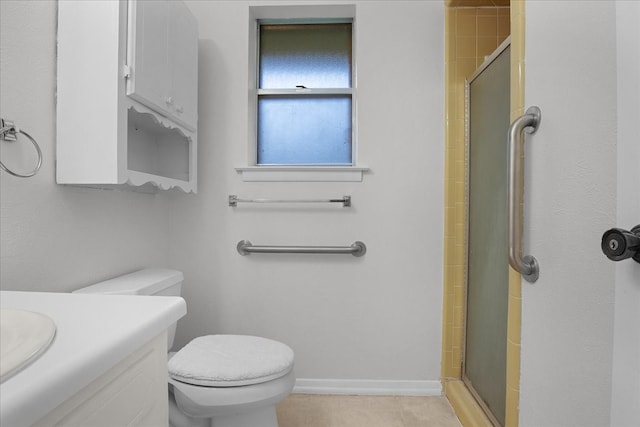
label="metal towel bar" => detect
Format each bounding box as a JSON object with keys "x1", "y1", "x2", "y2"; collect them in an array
[
  {"x1": 507, "y1": 106, "x2": 541, "y2": 283},
  {"x1": 229, "y1": 195, "x2": 351, "y2": 207},
  {"x1": 237, "y1": 240, "x2": 366, "y2": 257}
]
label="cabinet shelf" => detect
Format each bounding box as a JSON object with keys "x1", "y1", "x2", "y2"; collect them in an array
[{"x1": 127, "y1": 108, "x2": 192, "y2": 183}]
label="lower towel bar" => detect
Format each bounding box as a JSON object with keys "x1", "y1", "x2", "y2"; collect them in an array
[
  {"x1": 237, "y1": 240, "x2": 366, "y2": 257},
  {"x1": 229, "y1": 195, "x2": 351, "y2": 207}
]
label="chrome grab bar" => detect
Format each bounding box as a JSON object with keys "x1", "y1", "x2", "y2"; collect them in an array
[
  {"x1": 508, "y1": 106, "x2": 541, "y2": 283},
  {"x1": 237, "y1": 240, "x2": 366, "y2": 257},
  {"x1": 229, "y1": 195, "x2": 351, "y2": 207}
]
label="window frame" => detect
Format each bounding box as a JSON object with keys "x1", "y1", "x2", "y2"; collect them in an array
[
  {"x1": 239, "y1": 5, "x2": 367, "y2": 182},
  {"x1": 257, "y1": 19, "x2": 355, "y2": 166}
]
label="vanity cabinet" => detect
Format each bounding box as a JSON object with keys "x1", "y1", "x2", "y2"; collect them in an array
[
  {"x1": 56, "y1": 0, "x2": 198, "y2": 193},
  {"x1": 0, "y1": 291, "x2": 186, "y2": 427},
  {"x1": 32, "y1": 334, "x2": 168, "y2": 427}
]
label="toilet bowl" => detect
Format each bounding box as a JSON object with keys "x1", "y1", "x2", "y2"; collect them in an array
[
  {"x1": 73, "y1": 269, "x2": 295, "y2": 427},
  {"x1": 169, "y1": 365, "x2": 295, "y2": 427}
]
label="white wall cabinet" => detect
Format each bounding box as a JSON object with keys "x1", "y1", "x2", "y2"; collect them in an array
[{"x1": 57, "y1": 0, "x2": 198, "y2": 193}]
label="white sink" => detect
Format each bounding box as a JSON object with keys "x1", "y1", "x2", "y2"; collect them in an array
[{"x1": 1, "y1": 309, "x2": 56, "y2": 383}]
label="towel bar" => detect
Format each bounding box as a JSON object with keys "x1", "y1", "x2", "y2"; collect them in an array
[
  {"x1": 229, "y1": 195, "x2": 351, "y2": 207},
  {"x1": 237, "y1": 240, "x2": 366, "y2": 257}
]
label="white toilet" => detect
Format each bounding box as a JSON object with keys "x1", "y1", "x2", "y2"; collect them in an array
[{"x1": 74, "y1": 268, "x2": 295, "y2": 427}]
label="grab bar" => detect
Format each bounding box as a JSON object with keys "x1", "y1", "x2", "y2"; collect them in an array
[
  {"x1": 507, "y1": 106, "x2": 541, "y2": 283},
  {"x1": 229, "y1": 195, "x2": 351, "y2": 207},
  {"x1": 237, "y1": 240, "x2": 366, "y2": 257},
  {"x1": 0, "y1": 118, "x2": 43, "y2": 178}
]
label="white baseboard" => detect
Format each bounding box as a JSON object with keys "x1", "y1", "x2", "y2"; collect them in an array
[{"x1": 293, "y1": 378, "x2": 442, "y2": 396}]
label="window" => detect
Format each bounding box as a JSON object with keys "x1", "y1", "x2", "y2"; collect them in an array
[{"x1": 257, "y1": 21, "x2": 354, "y2": 166}]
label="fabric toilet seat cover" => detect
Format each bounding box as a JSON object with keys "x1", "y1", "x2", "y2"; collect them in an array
[{"x1": 168, "y1": 335, "x2": 295, "y2": 387}]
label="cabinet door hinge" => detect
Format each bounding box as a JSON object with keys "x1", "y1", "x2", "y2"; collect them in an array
[{"x1": 123, "y1": 65, "x2": 132, "y2": 80}]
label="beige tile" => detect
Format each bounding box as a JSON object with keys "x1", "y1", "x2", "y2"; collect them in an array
[
  {"x1": 497, "y1": 14, "x2": 510, "y2": 39},
  {"x1": 445, "y1": 236, "x2": 456, "y2": 263},
  {"x1": 457, "y1": 36, "x2": 477, "y2": 58},
  {"x1": 477, "y1": 8, "x2": 497, "y2": 17},
  {"x1": 451, "y1": 281, "x2": 464, "y2": 305},
  {"x1": 454, "y1": 180, "x2": 465, "y2": 200},
  {"x1": 277, "y1": 394, "x2": 333, "y2": 427},
  {"x1": 505, "y1": 385, "x2": 521, "y2": 427},
  {"x1": 445, "y1": 8, "x2": 457, "y2": 35},
  {"x1": 457, "y1": 13, "x2": 477, "y2": 38},
  {"x1": 442, "y1": 322, "x2": 453, "y2": 352},
  {"x1": 452, "y1": 241, "x2": 465, "y2": 268},
  {"x1": 507, "y1": 294, "x2": 522, "y2": 345},
  {"x1": 506, "y1": 338, "x2": 521, "y2": 391},
  {"x1": 477, "y1": 37, "x2": 499, "y2": 61},
  {"x1": 497, "y1": 7, "x2": 510, "y2": 16},
  {"x1": 277, "y1": 395, "x2": 462, "y2": 427},
  {"x1": 442, "y1": 349, "x2": 455, "y2": 375},
  {"x1": 399, "y1": 396, "x2": 462, "y2": 427},
  {"x1": 454, "y1": 90, "x2": 466, "y2": 123},
  {"x1": 446, "y1": 36, "x2": 457, "y2": 63},
  {"x1": 445, "y1": 381, "x2": 493, "y2": 427},
  {"x1": 456, "y1": 57, "x2": 477, "y2": 81},
  {"x1": 456, "y1": 7, "x2": 477, "y2": 18},
  {"x1": 477, "y1": 16, "x2": 498, "y2": 38},
  {"x1": 332, "y1": 396, "x2": 405, "y2": 427},
  {"x1": 454, "y1": 201, "x2": 465, "y2": 224}
]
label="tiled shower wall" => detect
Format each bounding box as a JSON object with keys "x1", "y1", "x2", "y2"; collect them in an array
[{"x1": 442, "y1": 4, "x2": 510, "y2": 381}]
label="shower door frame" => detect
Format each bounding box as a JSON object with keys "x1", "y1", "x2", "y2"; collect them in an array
[{"x1": 462, "y1": 36, "x2": 512, "y2": 427}]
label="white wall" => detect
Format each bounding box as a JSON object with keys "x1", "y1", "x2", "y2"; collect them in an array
[
  {"x1": 521, "y1": 1, "x2": 618, "y2": 425},
  {"x1": 610, "y1": 1, "x2": 640, "y2": 425},
  {"x1": 0, "y1": 1, "x2": 171, "y2": 292},
  {"x1": 169, "y1": 0, "x2": 445, "y2": 386},
  {"x1": 1, "y1": 0, "x2": 444, "y2": 389}
]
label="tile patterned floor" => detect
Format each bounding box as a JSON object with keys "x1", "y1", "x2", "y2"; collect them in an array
[{"x1": 276, "y1": 394, "x2": 463, "y2": 427}]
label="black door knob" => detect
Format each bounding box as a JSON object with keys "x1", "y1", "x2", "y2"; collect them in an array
[{"x1": 601, "y1": 225, "x2": 640, "y2": 263}]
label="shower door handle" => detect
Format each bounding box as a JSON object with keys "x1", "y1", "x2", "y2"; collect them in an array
[{"x1": 507, "y1": 106, "x2": 541, "y2": 283}]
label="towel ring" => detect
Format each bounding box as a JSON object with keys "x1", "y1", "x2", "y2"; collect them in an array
[{"x1": 0, "y1": 119, "x2": 43, "y2": 178}]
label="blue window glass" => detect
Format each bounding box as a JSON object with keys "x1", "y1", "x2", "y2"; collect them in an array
[
  {"x1": 259, "y1": 24, "x2": 352, "y2": 89},
  {"x1": 257, "y1": 22, "x2": 353, "y2": 165},
  {"x1": 258, "y1": 95, "x2": 352, "y2": 165}
]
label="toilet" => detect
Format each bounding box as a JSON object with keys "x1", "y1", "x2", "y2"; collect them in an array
[{"x1": 74, "y1": 268, "x2": 295, "y2": 427}]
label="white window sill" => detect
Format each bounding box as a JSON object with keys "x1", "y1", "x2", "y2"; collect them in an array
[{"x1": 235, "y1": 166, "x2": 369, "y2": 182}]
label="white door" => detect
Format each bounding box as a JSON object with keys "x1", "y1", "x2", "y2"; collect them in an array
[
  {"x1": 520, "y1": 1, "x2": 620, "y2": 426},
  {"x1": 610, "y1": 1, "x2": 640, "y2": 425}
]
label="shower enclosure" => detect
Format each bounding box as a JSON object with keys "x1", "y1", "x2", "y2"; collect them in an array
[{"x1": 464, "y1": 40, "x2": 511, "y2": 426}]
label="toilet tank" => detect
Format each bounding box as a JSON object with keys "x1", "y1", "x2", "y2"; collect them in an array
[{"x1": 74, "y1": 268, "x2": 183, "y2": 350}]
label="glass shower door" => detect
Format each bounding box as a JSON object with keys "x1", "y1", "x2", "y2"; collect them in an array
[{"x1": 464, "y1": 43, "x2": 511, "y2": 426}]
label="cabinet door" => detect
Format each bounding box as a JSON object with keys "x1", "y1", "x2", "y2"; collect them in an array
[
  {"x1": 127, "y1": 0, "x2": 197, "y2": 131},
  {"x1": 168, "y1": 1, "x2": 198, "y2": 131},
  {"x1": 127, "y1": 0, "x2": 171, "y2": 117},
  {"x1": 32, "y1": 334, "x2": 168, "y2": 427}
]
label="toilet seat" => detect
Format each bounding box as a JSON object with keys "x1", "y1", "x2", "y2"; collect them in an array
[{"x1": 168, "y1": 335, "x2": 294, "y2": 387}]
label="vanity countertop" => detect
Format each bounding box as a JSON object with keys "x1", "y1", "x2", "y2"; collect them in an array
[{"x1": 0, "y1": 291, "x2": 186, "y2": 427}]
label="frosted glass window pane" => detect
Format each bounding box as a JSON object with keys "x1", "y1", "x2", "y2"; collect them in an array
[
  {"x1": 259, "y1": 24, "x2": 352, "y2": 89},
  {"x1": 258, "y1": 96, "x2": 352, "y2": 165}
]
